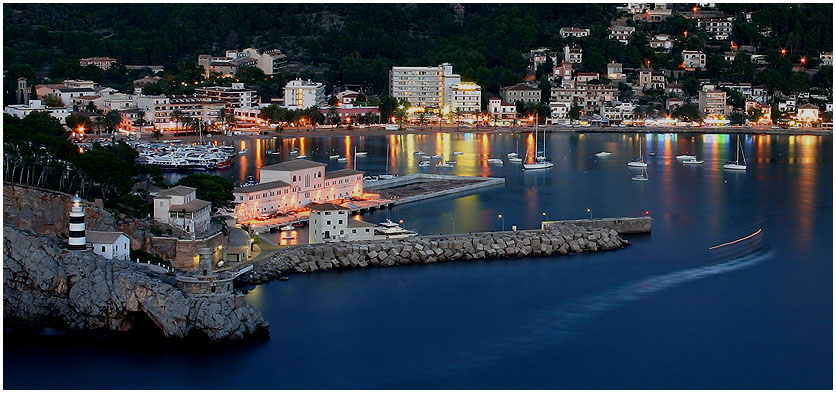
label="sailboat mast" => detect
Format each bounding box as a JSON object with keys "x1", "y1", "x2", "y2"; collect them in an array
[
  {"x1": 385, "y1": 142, "x2": 390, "y2": 173},
  {"x1": 736, "y1": 135, "x2": 740, "y2": 164}
]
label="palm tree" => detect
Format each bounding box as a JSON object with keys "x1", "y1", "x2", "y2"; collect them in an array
[
  {"x1": 171, "y1": 109, "x2": 184, "y2": 130},
  {"x1": 453, "y1": 108, "x2": 463, "y2": 131},
  {"x1": 136, "y1": 110, "x2": 147, "y2": 138},
  {"x1": 417, "y1": 110, "x2": 427, "y2": 130}
]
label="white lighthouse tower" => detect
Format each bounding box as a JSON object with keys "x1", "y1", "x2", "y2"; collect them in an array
[{"x1": 68, "y1": 194, "x2": 87, "y2": 251}]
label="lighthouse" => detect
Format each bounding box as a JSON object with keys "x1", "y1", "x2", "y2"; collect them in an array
[{"x1": 68, "y1": 194, "x2": 86, "y2": 251}]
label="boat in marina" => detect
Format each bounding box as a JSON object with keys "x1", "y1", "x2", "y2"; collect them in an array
[
  {"x1": 627, "y1": 142, "x2": 647, "y2": 167},
  {"x1": 487, "y1": 158, "x2": 504, "y2": 165},
  {"x1": 280, "y1": 225, "x2": 294, "y2": 231},
  {"x1": 242, "y1": 176, "x2": 258, "y2": 187},
  {"x1": 723, "y1": 135, "x2": 747, "y2": 171},
  {"x1": 376, "y1": 219, "x2": 418, "y2": 239},
  {"x1": 453, "y1": 151, "x2": 463, "y2": 155},
  {"x1": 595, "y1": 151, "x2": 613, "y2": 157},
  {"x1": 683, "y1": 159, "x2": 704, "y2": 165},
  {"x1": 523, "y1": 127, "x2": 553, "y2": 170},
  {"x1": 436, "y1": 162, "x2": 453, "y2": 168},
  {"x1": 297, "y1": 155, "x2": 308, "y2": 159},
  {"x1": 509, "y1": 157, "x2": 523, "y2": 163},
  {"x1": 337, "y1": 157, "x2": 347, "y2": 162},
  {"x1": 329, "y1": 154, "x2": 340, "y2": 159},
  {"x1": 431, "y1": 154, "x2": 442, "y2": 159},
  {"x1": 290, "y1": 149, "x2": 299, "y2": 154},
  {"x1": 648, "y1": 152, "x2": 656, "y2": 156},
  {"x1": 418, "y1": 160, "x2": 431, "y2": 167},
  {"x1": 676, "y1": 154, "x2": 696, "y2": 160},
  {"x1": 414, "y1": 150, "x2": 425, "y2": 155},
  {"x1": 238, "y1": 149, "x2": 248, "y2": 155},
  {"x1": 354, "y1": 151, "x2": 368, "y2": 156},
  {"x1": 444, "y1": 160, "x2": 456, "y2": 165}
]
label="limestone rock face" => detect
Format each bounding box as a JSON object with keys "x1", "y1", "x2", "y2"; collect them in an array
[{"x1": 3, "y1": 225, "x2": 268, "y2": 341}]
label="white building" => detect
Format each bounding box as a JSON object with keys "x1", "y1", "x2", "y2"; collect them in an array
[
  {"x1": 196, "y1": 83, "x2": 256, "y2": 109},
  {"x1": 135, "y1": 95, "x2": 225, "y2": 131},
  {"x1": 682, "y1": 50, "x2": 707, "y2": 69},
  {"x1": 4, "y1": 100, "x2": 70, "y2": 123},
  {"x1": 607, "y1": 62, "x2": 624, "y2": 80},
  {"x1": 559, "y1": 27, "x2": 590, "y2": 38},
  {"x1": 232, "y1": 160, "x2": 364, "y2": 220},
  {"x1": 820, "y1": 51, "x2": 833, "y2": 66},
  {"x1": 197, "y1": 48, "x2": 287, "y2": 77},
  {"x1": 79, "y1": 57, "x2": 117, "y2": 70},
  {"x1": 153, "y1": 185, "x2": 212, "y2": 234},
  {"x1": 389, "y1": 63, "x2": 461, "y2": 109},
  {"x1": 638, "y1": 69, "x2": 666, "y2": 90},
  {"x1": 547, "y1": 101, "x2": 572, "y2": 125},
  {"x1": 600, "y1": 101, "x2": 636, "y2": 122},
  {"x1": 563, "y1": 45, "x2": 583, "y2": 64},
  {"x1": 487, "y1": 97, "x2": 517, "y2": 125},
  {"x1": 308, "y1": 203, "x2": 376, "y2": 244},
  {"x1": 240, "y1": 48, "x2": 288, "y2": 75},
  {"x1": 698, "y1": 89, "x2": 728, "y2": 115},
  {"x1": 608, "y1": 25, "x2": 636, "y2": 44},
  {"x1": 797, "y1": 103, "x2": 820, "y2": 124},
  {"x1": 86, "y1": 231, "x2": 131, "y2": 260},
  {"x1": 649, "y1": 34, "x2": 675, "y2": 50},
  {"x1": 698, "y1": 17, "x2": 734, "y2": 40},
  {"x1": 283, "y1": 79, "x2": 326, "y2": 108},
  {"x1": 550, "y1": 82, "x2": 618, "y2": 113},
  {"x1": 450, "y1": 82, "x2": 482, "y2": 113}
]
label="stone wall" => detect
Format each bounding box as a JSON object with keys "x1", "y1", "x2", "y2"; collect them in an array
[
  {"x1": 541, "y1": 217, "x2": 652, "y2": 234},
  {"x1": 245, "y1": 224, "x2": 629, "y2": 284}
]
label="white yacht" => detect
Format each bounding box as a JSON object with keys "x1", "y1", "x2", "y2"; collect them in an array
[
  {"x1": 280, "y1": 225, "x2": 294, "y2": 231},
  {"x1": 376, "y1": 220, "x2": 418, "y2": 238},
  {"x1": 509, "y1": 157, "x2": 523, "y2": 163},
  {"x1": 723, "y1": 135, "x2": 747, "y2": 171},
  {"x1": 627, "y1": 141, "x2": 647, "y2": 167},
  {"x1": 487, "y1": 158, "x2": 504, "y2": 165},
  {"x1": 418, "y1": 160, "x2": 431, "y2": 167},
  {"x1": 436, "y1": 162, "x2": 454, "y2": 168},
  {"x1": 523, "y1": 127, "x2": 553, "y2": 170},
  {"x1": 329, "y1": 154, "x2": 340, "y2": 159},
  {"x1": 676, "y1": 154, "x2": 697, "y2": 160},
  {"x1": 414, "y1": 150, "x2": 425, "y2": 155},
  {"x1": 683, "y1": 159, "x2": 704, "y2": 165},
  {"x1": 337, "y1": 157, "x2": 347, "y2": 162},
  {"x1": 355, "y1": 151, "x2": 368, "y2": 156},
  {"x1": 595, "y1": 151, "x2": 613, "y2": 157},
  {"x1": 297, "y1": 155, "x2": 308, "y2": 159},
  {"x1": 453, "y1": 151, "x2": 464, "y2": 155}
]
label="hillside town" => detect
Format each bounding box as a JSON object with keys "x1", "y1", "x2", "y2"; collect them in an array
[{"x1": 5, "y1": 3, "x2": 833, "y2": 133}]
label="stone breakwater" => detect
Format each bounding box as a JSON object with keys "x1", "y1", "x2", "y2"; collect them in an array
[
  {"x1": 245, "y1": 224, "x2": 630, "y2": 284},
  {"x1": 3, "y1": 225, "x2": 269, "y2": 341}
]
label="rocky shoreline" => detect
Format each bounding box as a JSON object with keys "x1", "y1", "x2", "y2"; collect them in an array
[
  {"x1": 3, "y1": 225, "x2": 269, "y2": 341},
  {"x1": 245, "y1": 224, "x2": 630, "y2": 284}
]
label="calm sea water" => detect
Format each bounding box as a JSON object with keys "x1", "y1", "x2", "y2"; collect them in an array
[{"x1": 5, "y1": 132, "x2": 832, "y2": 389}]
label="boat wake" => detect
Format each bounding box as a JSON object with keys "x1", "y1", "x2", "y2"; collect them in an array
[{"x1": 429, "y1": 238, "x2": 774, "y2": 379}]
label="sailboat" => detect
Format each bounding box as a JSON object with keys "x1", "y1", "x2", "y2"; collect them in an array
[
  {"x1": 509, "y1": 138, "x2": 523, "y2": 162},
  {"x1": 523, "y1": 126, "x2": 553, "y2": 170},
  {"x1": 627, "y1": 139, "x2": 648, "y2": 167},
  {"x1": 632, "y1": 166, "x2": 649, "y2": 181},
  {"x1": 723, "y1": 135, "x2": 747, "y2": 170},
  {"x1": 379, "y1": 142, "x2": 397, "y2": 180}
]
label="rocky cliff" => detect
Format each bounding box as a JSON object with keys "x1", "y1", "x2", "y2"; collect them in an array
[
  {"x1": 246, "y1": 224, "x2": 629, "y2": 284},
  {"x1": 3, "y1": 225, "x2": 269, "y2": 341}
]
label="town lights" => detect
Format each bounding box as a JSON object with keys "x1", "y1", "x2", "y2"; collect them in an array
[
  {"x1": 692, "y1": 6, "x2": 698, "y2": 13},
  {"x1": 800, "y1": 57, "x2": 807, "y2": 65},
  {"x1": 780, "y1": 48, "x2": 787, "y2": 56}
]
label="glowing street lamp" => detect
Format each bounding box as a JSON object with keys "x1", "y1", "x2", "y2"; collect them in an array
[
  {"x1": 542, "y1": 211, "x2": 549, "y2": 221},
  {"x1": 800, "y1": 57, "x2": 807, "y2": 66},
  {"x1": 586, "y1": 208, "x2": 592, "y2": 219},
  {"x1": 780, "y1": 48, "x2": 787, "y2": 56},
  {"x1": 498, "y1": 214, "x2": 505, "y2": 231},
  {"x1": 684, "y1": 30, "x2": 688, "y2": 38}
]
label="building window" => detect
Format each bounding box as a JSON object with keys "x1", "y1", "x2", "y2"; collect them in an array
[{"x1": 101, "y1": 246, "x2": 105, "y2": 252}]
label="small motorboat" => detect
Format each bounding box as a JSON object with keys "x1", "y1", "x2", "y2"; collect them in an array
[
  {"x1": 648, "y1": 152, "x2": 656, "y2": 156},
  {"x1": 280, "y1": 225, "x2": 294, "y2": 231},
  {"x1": 290, "y1": 149, "x2": 299, "y2": 154},
  {"x1": 414, "y1": 150, "x2": 425, "y2": 155},
  {"x1": 627, "y1": 159, "x2": 647, "y2": 167},
  {"x1": 487, "y1": 158, "x2": 504, "y2": 165},
  {"x1": 297, "y1": 155, "x2": 308, "y2": 159},
  {"x1": 431, "y1": 154, "x2": 442, "y2": 159},
  {"x1": 683, "y1": 159, "x2": 704, "y2": 165},
  {"x1": 445, "y1": 160, "x2": 457, "y2": 165},
  {"x1": 453, "y1": 151, "x2": 464, "y2": 155},
  {"x1": 507, "y1": 152, "x2": 520, "y2": 158},
  {"x1": 595, "y1": 151, "x2": 613, "y2": 157},
  {"x1": 337, "y1": 157, "x2": 347, "y2": 162},
  {"x1": 676, "y1": 154, "x2": 697, "y2": 160},
  {"x1": 436, "y1": 162, "x2": 454, "y2": 168},
  {"x1": 354, "y1": 151, "x2": 368, "y2": 156},
  {"x1": 278, "y1": 276, "x2": 290, "y2": 281},
  {"x1": 508, "y1": 157, "x2": 523, "y2": 163},
  {"x1": 270, "y1": 151, "x2": 281, "y2": 155},
  {"x1": 238, "y1": 149, "x2": 248, "y2": 155},
  {"x1": 418, "y1": 160, "x2": 431, "y2": 167},
  {"x1": 329, "y1": 154, "x2": 340, "y2": 159}
]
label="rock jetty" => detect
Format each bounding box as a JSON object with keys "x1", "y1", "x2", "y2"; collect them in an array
[
  {"x1": 246, "y1": 224, "x2": 629, "y2": 284},
  {"x1": 3, "y1": 225, "x2": 268, "y2": 341}
]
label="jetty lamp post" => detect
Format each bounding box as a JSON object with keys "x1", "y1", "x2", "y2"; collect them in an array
[
  {"x1": 498, "y1": 214, "x2": 505, "y2": 231},
  {"x1": 587, "y1": 208, "x2": 592, "y2": 219},
  {"x1": 450, "y1": 215, "x2": 456, "y2": 233},
  {"x1": 542, "y1": 211, "x2": 549, "y2": 221}
]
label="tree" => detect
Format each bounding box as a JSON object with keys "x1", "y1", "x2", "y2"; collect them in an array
[
  {"x1": 104, "y1": 109, "x2": 122, "y2": 133},
  {"x1": 175, "y1": 174, "x2": 235, "y2": 212},
  {"x1": 682, "y1": 77, "x2": 701, "y2": 96},
  {"x1": 417, "y1": 110, "x2": 427, "y2": 130},
  {"x1": 728, "y1": 111, "x2": 746, "y2": 125},
  {"x1": 65, "y1": 113, "x2": 90, "y2": 131},
  {"x1": 569, "y1": 104, "x2": 581, "y2": 122},
  {"x1": 44, "y1": 96, "x2": 65, "y2": 108},
  {"x1": 747, "y1": 107, "x2": 765, "y2": 123},
  {"x1": 672, "y1": 104, "x2": 703, "y2": 122}
]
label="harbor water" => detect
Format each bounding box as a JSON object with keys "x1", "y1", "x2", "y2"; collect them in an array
[{"x1": 4, "y1": 132, "x2": 832, "y2": 389}]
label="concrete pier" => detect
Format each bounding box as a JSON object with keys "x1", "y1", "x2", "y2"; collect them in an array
[
  {"x1": 541, "y1": 216, "x2": 651, "y2": 234},
  {"x1": 244, "y1": 220, "x2": 633, "y2": 284}
]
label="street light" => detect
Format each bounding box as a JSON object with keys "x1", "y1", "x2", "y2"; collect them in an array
[
  {"x1": 450, "y1": 216, "x2": 456, "y2": 233},
  {"x1": 780, "y1": 48, "x2": 787, "y2": 56},
  {"x1": 542, "y1": 211, "x2": 549, "y2": 221},
  {"x1": 587, "y1": 208, "x2": 592, "y2": 219},
  {"x1": 498, "y1": 214, "x2": 505, "y2": 231}
]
